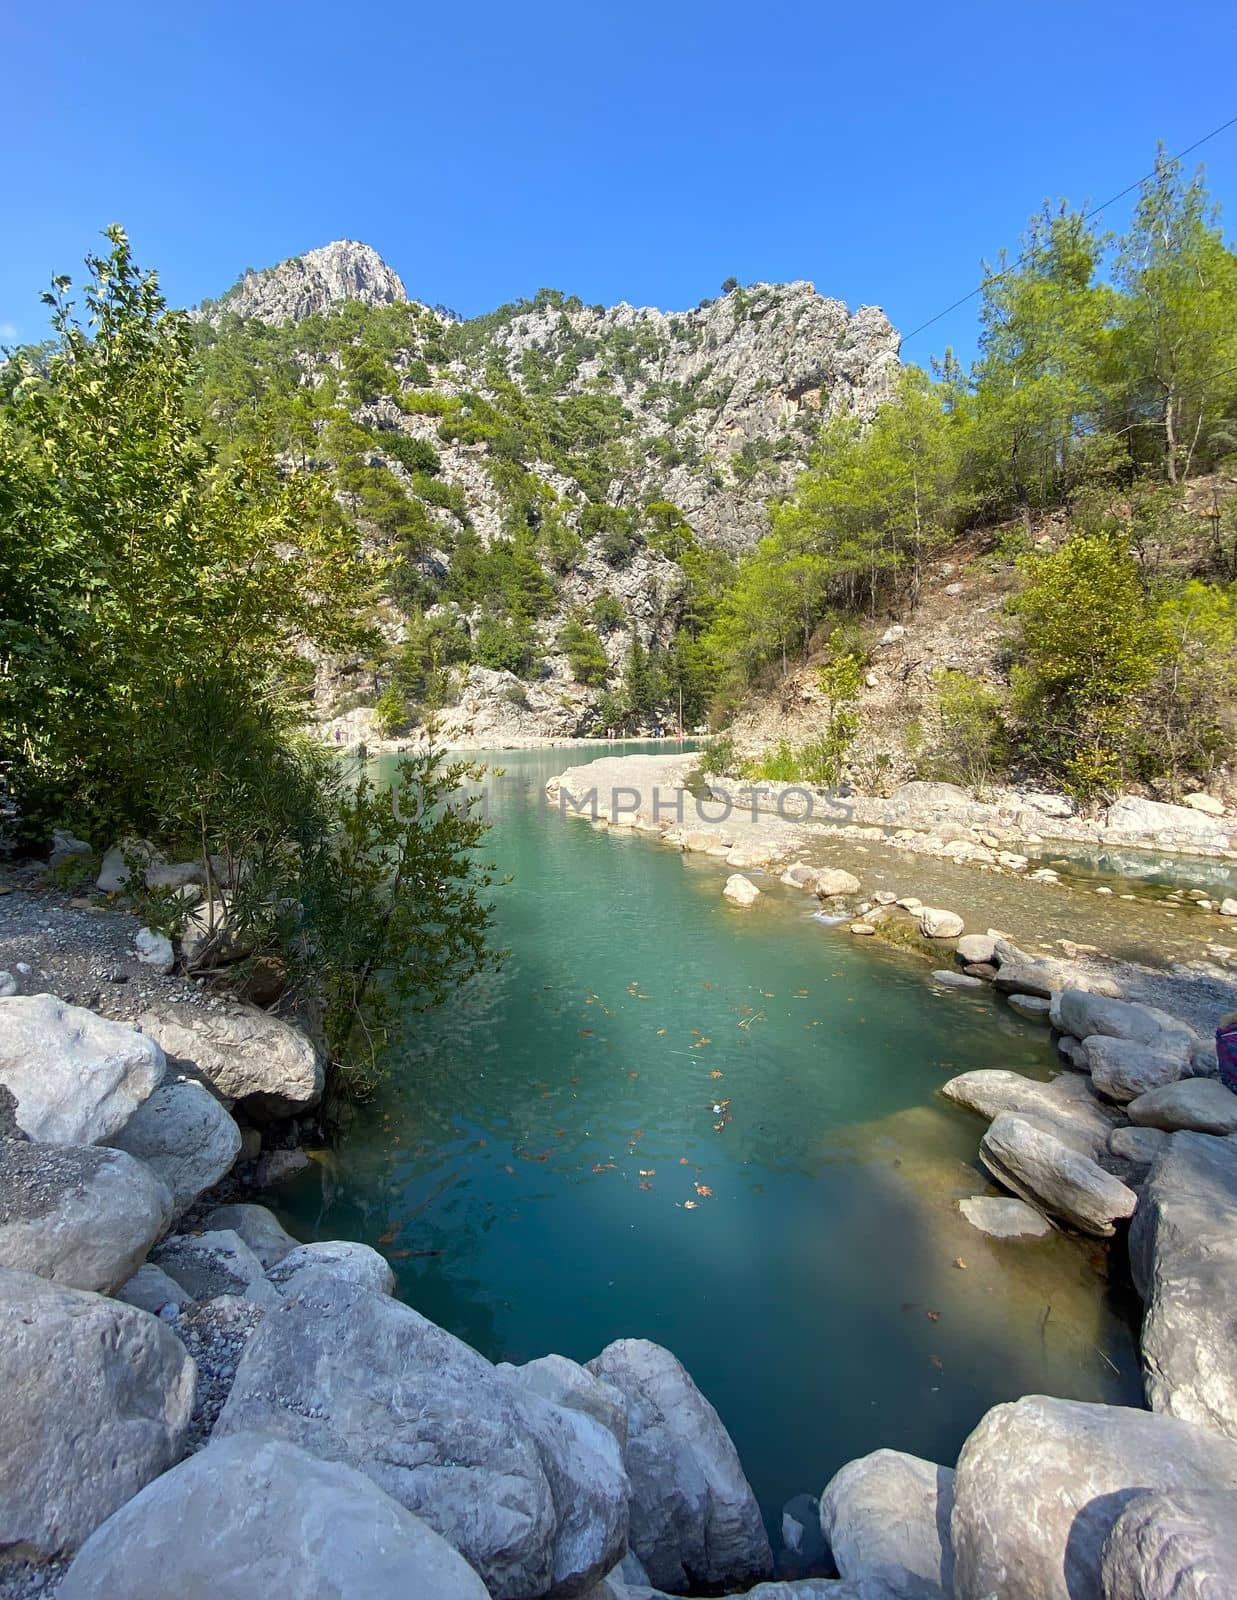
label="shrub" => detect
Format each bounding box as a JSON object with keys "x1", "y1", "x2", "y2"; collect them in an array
[
  {"x1": 923, "y1": 671, "x2": 1009, "y2": 791},
  {"x1": 381, "y1": 432, "x2": 441, "y2": 477}
]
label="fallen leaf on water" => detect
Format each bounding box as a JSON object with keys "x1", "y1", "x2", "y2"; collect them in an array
[
  {"x1": 738, "y1": 1003, "x2": 753, "y2": 1016},
  {"x1": 695, "y1": 1184, "x2": 712, "y2": 1197},
  {"x1": 713, "y1": 1121, "x2": 726, "y2": 1133},
  {"x1": 592, "y1": 1162, "x2": 616, "y2": 1173},
  {"x1": 760, "y1": 990, "x2": 775, "y2": 998},
  {"x1": 639, "y1": 1169, "x2": 656, "y2": 1177},
  {"x1": 926, "y1": 1310, "x2": 941, "y2": 1322},
  {"x1": 953, "y1": 1257, "x2": 967, "y2": 1270},
  {"x1": 709, "y1": 1069, "x2": 724, "y2": 1080},
  {"x1": 929, "y1": 1354, "x2": 944, "y2": 1370},
  {"x1": 503, "y1": 1164, "x2": 515, "y2": 1174},
  {"x1": 639, "y1": 1181, "x2": 653, "y2": 1191},
  {"x1": 690, "y1": 1028, "x2": 701, "y2": 1037},
  {"x1": 630, "y1": 1129, "x2": 644, "y2": 1140},
  {"x1": 683, "y1": 1199, "x2": 698, "y2": 1209},
  {"x1": 477, "y1": 1138, "x2": 487, "y2": 1148},
  {"x1": 702, "y1": 981, "x2": 714, "y2": 990},
  {"x1": 377, "y1": 1228, "x2": 397, "y2": 1245},
  {"x1": 554, "y1": 1129, "x2": 567, "y2": 1139},
  {"x1": 692, "y1": 1037, "x2": 712, "y2": 1049},
  {"x1": 628, "y1": 1070, "x2": 639, "y2": 1078},
  {"x1": 679, "y1": 1156, "x2": 691, "y2": 1166},
  {"x1": 656, "y1": 1028, "x2": 668, "y2": 1036},
  {"x1": 579, "y1": 1029, "x2": 593, "y2": 1038}
]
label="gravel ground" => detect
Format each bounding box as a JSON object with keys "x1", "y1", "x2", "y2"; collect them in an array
[
  {"x1": 177, "y1": 1296, "x2": 268, "y2": 1452},
  {"x1": 0, "y1": 874, "x2": 217, "y2": 1024}
]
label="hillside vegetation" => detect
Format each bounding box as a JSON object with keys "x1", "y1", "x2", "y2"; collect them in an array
[
  {"x1": 180, "y1": 149, "x2": 1237, "y2": 800},
  {"x1": 716, "y1": 150, "x2": 1237, "y2": 801}
]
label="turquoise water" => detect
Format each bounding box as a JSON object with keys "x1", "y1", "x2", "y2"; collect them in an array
[{"x1": 280, "y1": 744, "x2": 1141, "y2": 1536}]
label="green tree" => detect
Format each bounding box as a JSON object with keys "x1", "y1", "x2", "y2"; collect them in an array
[
  {"x1": 0, "y1": 229, "x2": 500, "y2": 1089},
  {"x1": 1110, "y1": 150, "x2": 1237, "y2": 482},
  {"x1": 1010, "y1": 526, "x2": 1162, "y2": 796},
  {"x1": 970, "y1": 203, "x2": 1114, "y2": 514},
  {"x1": 558, "y1": 615, "x2": 609, "y2": 686}
]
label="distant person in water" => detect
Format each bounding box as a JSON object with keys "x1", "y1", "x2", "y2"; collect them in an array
[
  {"x1": 334, "y1": 728, "x2": 342, "y2": 745},
  {"x1": 1216, "y1": 1012, "x2": 1237, "y2": 1093}
]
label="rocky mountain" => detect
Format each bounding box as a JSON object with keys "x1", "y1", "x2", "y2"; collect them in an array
[
  {"x1": 199, "y1": 240, "x2": 408, "y2": 326},
  {"x1": 193, "y1": 247, "x2": 901, "y2": 740},
  {"x1": 473, "y1": 284, "x2": 900, "y2": 551}
]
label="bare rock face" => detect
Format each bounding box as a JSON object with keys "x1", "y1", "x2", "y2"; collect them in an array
[
  {"x1": 950, "y1": 1396, "x2": 1237, "y2": 1600},
  {"x1": 1100, "y1": 1487, "x2": 1237, "y2": 1600},
  {"x1": 1128, "y1": 1131, "x2": 1237, "y2": 1439},
  {"x1": 585, "y1": 1337, "x2": 773, "y2": 1593},
  {"x1": 56, "y1": 1432, "x2": 492, "y2": 1600},
  {"x1": 0, "y1": 1268, "x2": 195, "y2": 1559},
  {"x1": 202, "y1": 240, "x2": 407, "y2": 325},
  {"x1": 978, "y1": 1113, "x2": 1137, "y2": 1237},
  {"x1": 137, "y1": 1001, "x2": 324, "y2": 1115},
  {"x1": 0, "y1": 995, "x2": 165, "y2": 1144},
  {"x1": 819, "y1": 1448, "x2": 955, "y2": 1598},
  {"x1": 0, "y1": 1139, "x2": 174, "y2": 1293},
  {"x1": 105, "y1": 1077, "x2": 241, "y2": 1217},
  {"x1": 216, "y1": 1274, "x2": 629, "y2": 1599}
]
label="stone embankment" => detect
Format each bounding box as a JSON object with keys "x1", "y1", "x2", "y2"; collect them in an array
[{"x1": 4, "y1": 777, "x2": 1237, "y2": 1597}]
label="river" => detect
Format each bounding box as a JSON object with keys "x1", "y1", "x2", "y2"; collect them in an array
[{"x1": 279, "y1": 742, "x2": 1142, "y2": 1539}]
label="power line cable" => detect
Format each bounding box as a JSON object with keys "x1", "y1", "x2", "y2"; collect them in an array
[{"x1": 900, "y1": 112, "x2": 1237, "y2": 348}]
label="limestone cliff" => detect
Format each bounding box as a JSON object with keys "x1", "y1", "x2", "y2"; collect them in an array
[{"x1": 200, "y1": 240, "x2": 407, "y2": 326}]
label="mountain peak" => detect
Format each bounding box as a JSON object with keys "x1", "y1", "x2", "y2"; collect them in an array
[{"x1": 203, "y1": 240, "x2": 407, "y2": 325}]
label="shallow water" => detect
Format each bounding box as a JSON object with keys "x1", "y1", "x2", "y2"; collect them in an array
[{"x1": 279, "y1": 744, "x2": 1142, "y2": 1535}]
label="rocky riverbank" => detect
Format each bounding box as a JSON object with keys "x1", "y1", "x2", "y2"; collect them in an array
[{"x1": 5, "y1": 804, "x2": 1237, "y2": 1596}]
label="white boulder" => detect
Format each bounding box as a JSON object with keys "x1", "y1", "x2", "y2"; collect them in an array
[
  {"x1": 56, "y1": 1432, "x2": 492, "y2": 1600},
  {"x1": 0, "y1": 1269, "x2": 195, "y2": 1559},
  {"x1": 0, "y1": 995, "x2": 165, "y2": 1144}
]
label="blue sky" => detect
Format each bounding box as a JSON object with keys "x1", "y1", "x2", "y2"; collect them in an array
[{"x1": 5, "y1": 1, "x2": 1235, "y2": 364}]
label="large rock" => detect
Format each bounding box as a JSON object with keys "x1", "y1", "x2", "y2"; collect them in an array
[
  {"x1": 216, "y1": 1275, "x2": 628, "y2": 1598},
  {"x1": 813, "y1": 868, "x2": 861, "y2": 898},
  {"x1": 918, "y1": 908, "x2": 964, "y2": 939},
  {"x1": 0, "y1": 1268, "x2": 195, "y2": 1558},
  {"x1": 819, "y1": 1449, "x2": 955, "y2": 1598},
  {"x1": 0, "y1": 1138, "x2": 173, "y2": 1292},
  {"x1": 107, "y1": 1078, "x2": 241, "y2": 1216},
  {"x1": 500, "y1": 1353, "x2": 629, "y2": 1446},
  {"x1": 0, "y1": 995, "x2": 165, "y2": 1144},
  {"x1": 1128, "y1": 1132, "x2": 1237, "y2": 1439},
  {"x1": 586, "y1": 1337, "x2": 773, "y2": 1593},
  {"x1": 1128, "y1": 1079, "x2": 1237, "y2": 1135},
  {"x1": 1085, "y1": 1034, "x2": 1189, "y2": 1103},
  {"x1": 1100, "y1": 1487, "x2": 1237, "y2": 1600},
  {"x1": 1051, "y1": 989, "x2": 1194, "y2": 1052},
  {"x1": 955, "y1": 933, "x2": 996, "y2": 965},
  {"x1": 152, "y1": 1230, "x2": 280, "y2": 1305},
  {"x1": 56, "y1": 1430, "x2": 492, "y2": 1600},
  {"x1": 201, "y1": 1203, "x2": 299, "y2": 1268},
  {"x1": 116, "y1": 1261, "x2": 197, "y2": 1315},
  {"x1": 267, "y1": 1239, "x2": 395, "y2": 1297},
  {"x1": 940, "y1": 1069, "x2": 1118, "y2": 1156},
  {"x1": 137, "y1": 1001, "x2": 324, "y2": 1114},
  {"x1": 951, "y1": 1396, "x2": 1237, "y2": 1600},
  {"x1": 722, "y1": 874, "x2": 761, "y2": 907},
  {"x1": 979, "y1": 1113, "x2": 1138, "y2": 1237}
]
